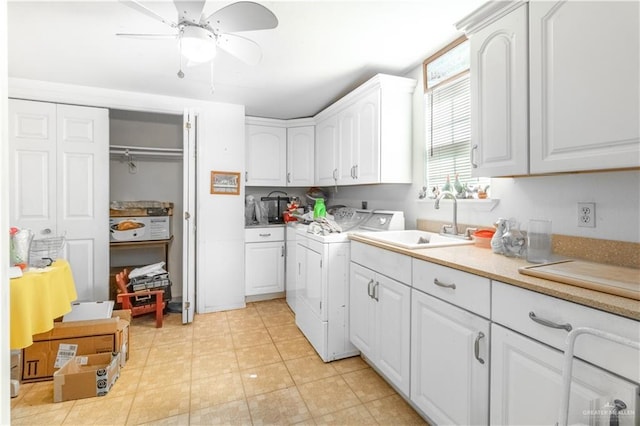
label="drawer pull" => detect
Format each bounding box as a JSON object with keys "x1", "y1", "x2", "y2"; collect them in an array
[
  {"x1": 433, "y1": 278, "x2": 456, "y2": 290},
  {"x1": 367, "y1": 279, "x2": 375, "y2": 298},
  {"x1": 474, "y1": 331, "x2": 485, "y2": 364},
  {"x1": 528, "y1": 311, "x2": 572, "y2": 332},
  {"x1": 259, "y1": 233, "x2": 272, "y2": 237}
]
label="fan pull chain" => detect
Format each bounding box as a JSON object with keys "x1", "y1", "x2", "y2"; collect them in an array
[
  {"x1": 177, "y1": 35, "x2": 185, "y2": 79},
  {"x1": 210, "y1": 61, "x2": 215, "y2": 94}
]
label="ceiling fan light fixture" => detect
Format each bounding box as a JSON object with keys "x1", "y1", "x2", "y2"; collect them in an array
[{"x1": 180, "y1": 26, "x2": 217, "y2": 63}]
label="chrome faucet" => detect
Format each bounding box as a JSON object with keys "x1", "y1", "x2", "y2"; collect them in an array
[{"x1": 434, "y1": 191, "x2": 458, "y2": 236}]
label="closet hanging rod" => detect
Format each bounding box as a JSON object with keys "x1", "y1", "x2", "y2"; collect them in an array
[{"x1": 110, "y1": 145, "x2": 183, "y2": 154}]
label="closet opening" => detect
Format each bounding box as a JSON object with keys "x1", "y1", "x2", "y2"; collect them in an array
[{"x1": 108, "y1": 109, "x2": 185, "y2": 311}]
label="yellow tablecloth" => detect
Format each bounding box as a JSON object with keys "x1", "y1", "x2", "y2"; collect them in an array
[{"x1": 10, "y1": 260, "x2": 77, "y2": 349}]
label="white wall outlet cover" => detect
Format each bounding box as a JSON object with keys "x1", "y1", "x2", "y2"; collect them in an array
[{"x1": 578, "y1": 202, "x2": 596, "y2": 228}]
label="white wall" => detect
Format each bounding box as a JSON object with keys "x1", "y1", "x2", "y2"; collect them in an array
[
  {"x1": 196, "y1": 103, "x2": 247, "y2": 313},
  {"x1": 328, "y1": 64, "x2": 640, "y2": 243}
]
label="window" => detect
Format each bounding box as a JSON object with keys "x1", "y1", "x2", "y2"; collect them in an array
[{"x1": 424, "y1": 37, "x2": 489, "y2": 198}]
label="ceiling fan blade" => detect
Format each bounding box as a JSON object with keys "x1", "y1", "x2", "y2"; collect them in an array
[
  {"x1": 173, "y1": 0, "x2": 206, "y2": 25},
  {"x1": 217, "y1": 33, "x2": 262, "y2": 66},
  {"x1": 204, "y1": 1, "x2": 278, "y2": 34},
  {"x1": 116, "y1": 33, "x2": 178, "y2": 40},
  {"x1": 119, "y1": 0, "x2": 177, "y2": 28}
]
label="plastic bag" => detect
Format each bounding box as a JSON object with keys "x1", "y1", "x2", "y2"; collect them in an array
[{"x1": 10, "y1": 228, "x2": 33, "y2": 267}]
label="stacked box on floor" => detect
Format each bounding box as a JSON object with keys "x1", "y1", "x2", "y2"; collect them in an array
[{"x1": 128, "y1": 273, "x2": 172, "y2": 306}]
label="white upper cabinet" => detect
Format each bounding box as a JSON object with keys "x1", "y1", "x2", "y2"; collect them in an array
[
  {"x1": 459, "y1": 1, "x2": 640, "y2": 176},
  {"x1": 529, "y1": 1, "x2": 640, "y2": 173},
  {"x1": 315, "y1": 114, "x2": 339, "y2": 186},
  {"x1": 245, "y1": 124, "x2": 287, "y2": 186},
  {"x1": 286, "y1": 126, "x2": 315, "y2": 187},
  {"x1": 469, "y1": 2, "x2": 529, "y2": 177},
  {"x1": 314, "y1": 74, "x2": 416, "y2": 186},
  {"x1": 245, "y1": 119, "x2": 315, "y2": 187},
  {"x1": 9, "y1": 99, "x2": 109, "y2": 302}
]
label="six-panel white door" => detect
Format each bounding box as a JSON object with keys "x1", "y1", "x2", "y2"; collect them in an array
[{"x1": 9, "y1": 99, "x2": 109, "y2": 301}]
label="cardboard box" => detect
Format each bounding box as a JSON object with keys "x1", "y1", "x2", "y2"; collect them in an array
[
  {"x1": 21, "y1": 318, "x2": 129, "y2": 382},
  {"x1": 63, "y1": 301, "x2": 114, "y2": 322},
  {"x1": 112, "y1": 309, "x2": 132, "y2": 324},
  {"x1": 53, "y1": 353, "x2": 120, "y2": 402}
]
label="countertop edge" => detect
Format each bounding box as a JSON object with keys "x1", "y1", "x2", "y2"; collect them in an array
[{"x1": 349, "y1": 234, "x2": 640, "y2": 321}]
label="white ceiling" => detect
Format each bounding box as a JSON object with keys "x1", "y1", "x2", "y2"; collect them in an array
[{"x1": 8, "y1": 0, "x2": 485, "y2": 119}]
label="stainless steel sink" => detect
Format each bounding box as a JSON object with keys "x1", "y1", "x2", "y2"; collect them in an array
[{"x1": 353, "y1": 230, "x2": 474, "y2": 249}]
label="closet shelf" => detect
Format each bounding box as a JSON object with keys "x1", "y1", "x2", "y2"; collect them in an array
[{"x1": 110, "y1": 145, "x2": 183, "y2": 160}]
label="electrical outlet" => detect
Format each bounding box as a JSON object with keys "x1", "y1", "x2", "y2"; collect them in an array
[{"x1": 578, "y1": 202, "x2": 596, "y2": 228}]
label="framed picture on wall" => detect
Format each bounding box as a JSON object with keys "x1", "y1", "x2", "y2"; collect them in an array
[{"x1": 210, "y1": 171, "x2": 240, "y2": 195}]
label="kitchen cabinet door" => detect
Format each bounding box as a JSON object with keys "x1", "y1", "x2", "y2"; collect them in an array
[
  {"x1": 375, "y1": 273, "x2": 411, "y2": 396},
  {"x1": 529, "y1": 1, "x2": 640, "y2": 174},
  {"x1": 315, "y1": 115, "x2": 339, "y2": 186},
  {"x1": 349, "y1": 262, "x2": 411, "y2": 396},
  {"x1": 245, "y1": 124, "x2": 287, "y2": 186},
  {"x1": 352, "y1": 89, "x2": 381, "y2": 184},
  {"x1": 490, "y1": 323, "x2": 639, "y2": 426},
  {"x1": 286, "y1": 126, "x2": 314, "y2": 187},
  {"x1": 469, "y1": 2, "x2": 529, "y2": 177},
  {"x1": 9, "y1": 99, "x2": 109, "y2": 302},
  {"x1": 337, "y1": 105, "x2": 356, "y2": 185},
  {"x1": 411, "y1": 290, "x2": 489, "y2": 425},
  {"x1": 245, "y1": 241, "x2": 285, "y2": 296},
  {"x1": 349, "y1": 263, "x2": 376, "y2": 359}
]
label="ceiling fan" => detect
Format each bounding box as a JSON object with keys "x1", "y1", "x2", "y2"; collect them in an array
[{"x1": 117, "y1": 0, "x2": 278, "y2": 75}]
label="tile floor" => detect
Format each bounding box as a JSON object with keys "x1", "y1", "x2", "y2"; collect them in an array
[{"x1": 11, "y1": 298, "x2": 428, "y2": 425}]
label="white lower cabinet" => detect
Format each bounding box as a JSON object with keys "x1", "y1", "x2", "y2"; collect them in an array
[
  {"x1": 244, "y1": 227, "x2": 285, "y2": 296},
  {"x1": 490, "y1": 323, "x2": 639, "y2": 426},
  {"x1": 410, "y1": 289, "x2": 490, "y2": 425},
  {"x1": 349, "y1": 262, "x2": 411, "y2": 396}
]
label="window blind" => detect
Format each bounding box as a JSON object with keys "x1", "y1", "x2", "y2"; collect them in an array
[{"x1": 425, "y1": 73, "x2": 489, "y2": 193}]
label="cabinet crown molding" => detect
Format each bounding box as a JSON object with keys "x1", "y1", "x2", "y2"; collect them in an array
[
  {"x1": 456, "y1": 0, "x2": 527, "y2": 35},
  {"x1": 245, "y1": 116, "x2": 314, "y2": 127},
  {"x1": 314, "y1": 73, "x2": 417, "y2": 122}
]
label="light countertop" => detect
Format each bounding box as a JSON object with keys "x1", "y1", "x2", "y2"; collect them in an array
[{"x1": 349, "y1": 234, "x2": 640, "y2": 321}]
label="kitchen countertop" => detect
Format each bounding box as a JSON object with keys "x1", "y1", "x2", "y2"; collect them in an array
[{"x1": 349, "y1": 234, "x2": 640, "y2": 321}]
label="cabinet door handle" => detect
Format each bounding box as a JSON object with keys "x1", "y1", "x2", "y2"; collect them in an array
[
  {"x1": 281, "y1": 245, "x2": 285, "y2": 257},
  {"x1": 354, "y1": 164, "x2": 358, "y2": 179},
  {"x1": 474, "y1": 331, "x2": 485, "y2": 364},
  {"x1": 470, "y1": 144, "x2": 478, "y2": 169},
  {"x1": 433, "y1": 278, "x2": 456, "y2": 290},
  {"x1": 528, "y1": 311, "x2": 572, "y2": 332},
  {"x1": 287, "y1": 172, "x2": 291, "y2": 183},
  {"x1": 332, "y1": 168, "x2": 338, "y2": 181},
  {"x1": 373, "y1": 281, "x2": 379, "y2": 302},
  {"x1": 259, "y1": 233, "x2": 272, "y2": 237},
  {"x1": 367, "y1": 279, "x2": 374, "y2": 298},
  {"x1": 610, "y1": 399, "x2": 627, "y2": 426},
  {"x1": 245, "y1": 171, "x2": 248, "y2": 182}
]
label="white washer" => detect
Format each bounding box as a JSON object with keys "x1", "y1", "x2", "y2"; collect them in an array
[{"x1": 294, "y1": 209, "x2": 404, "y2": 362}]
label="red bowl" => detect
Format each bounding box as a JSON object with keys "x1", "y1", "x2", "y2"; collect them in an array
[{"x1": 472, "y1": 229, "x2": 495, "y2": 248}]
